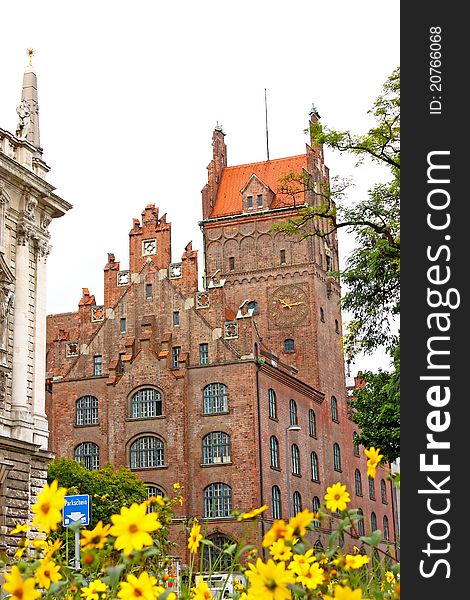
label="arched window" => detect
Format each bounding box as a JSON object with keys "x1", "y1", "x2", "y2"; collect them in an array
[
  {"x1": 357, "y1": 509, "x2": 365, "y2": 536},
  {"x1": 355, "y1": 469, "x2": 363, "y2": 496},
  {"x1": 311, "y1": 452, "x2": 319, "y2": 482},
  {"x1": 289, "y1": 399, "x2": 298, "y2": 426},
  {"x1": 381, "y1": 479, "x2": 388, "y2": 504},
  {"x1": 203, "y1": 383, "x2": 228, "y2": 414},
  {"x1": 353, "y1": 432, "x2": 360, "y2": 456},
  {"x1": 204, "y1": 483, "x2": 232, "y2": 518},
  {"x1": 130, "y1": 436, "x2": 164, "y2": 469},
  {"x1": 293, "y1": 491, "x2": 302, "y2": 516},
  {"x1": 74, "y1": 442, "x2": 99, "y2": 470},
  {"x1": 369, "y1": 477, "x2": 376, "y2": 500},
  {"x1": 131, "y1": 388, "x2": 162, "y2": 419},
  {"x1": 284, "y1": 339, "x2": 295, "y2": 353},
  {"x1": 320, "y1": 307, "x2": 325, "y2": 322},
  {"x1": 383, "y1": 515, "x2": 390, "y2": 540},
  {"x1": 203, "y1": 533, "x2": 233, "y2": 571},
  {"x1": 333, "y1": 443, "x2": 341, "y2": 471},
  {"x1": 76, "y1": 396, "x2": 98, "y2": 426},
  {"x1": 146, "y1": 484, "x2": 164, "y2": 499},
  {"x1": 291, "y1": 444, "x2": 300, "y2": 475},
  {"x1": 202, "y1": 432, "x2": 231, "y2": 464},
  {"x1": 313, "y1": 496, "x2": 321, "y2": 526},
  {"x1": 270, "y1": 436, "x2": 280, "y2": 469},
  {"x1": 272, "y1": 486, "x2": 281, "y2": 520},
  {"x1": 331, "y1": 396, "x2": 338, "y2": 422},
  {"x1": 371, "y1": 512, "x2": 378, "y2": 532},
  {"x1": 268, "y1": 389, "x2": 277, "y2": 419},
  {"x1": 146, "y1": 484, "x2": 165, "y2": 513},
  {"x1": 248, "y1": 301, "x2": 259, "y2": 315},
  {"x1": 309, "y1": 409, "x2": 317, "y2": 437}
]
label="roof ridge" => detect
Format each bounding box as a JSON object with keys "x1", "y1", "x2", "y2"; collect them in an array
[{"x1": 223, "y1": 154, "x2": 306, "y2": 171}]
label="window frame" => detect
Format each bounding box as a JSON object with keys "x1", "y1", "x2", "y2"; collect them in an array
[
  {"x1": 284, "y1": 338, "x2": 295, "y2": 353},
  {"x1": 199, "y1": 343, "x2": 209, "y2": 365},
  {"x1": 129, "y1": 436, "x2": 164, "y2": 469},
  {"x1": 75, "y1": 395, "x2": 98, "y2": 426},
  {"x1": 203, "y1": 383, "x2": 228, "y2": 415},
  {"x1": 355, "y1": 469, "x2": 363, "y2": 496},
  {"x1": 272, "y1": 485, "x2": 281, "y2": 520},
  {"x1": 203, "y1": 483, "x2": 232, "y2": 518},
  {"x1": 333, "y1": 442, "x2": 342, "y2": 472},
  {"x1": 291, "y1": 443, "x2": 301, "y2": 476},
  {"x1": 311, "y1": 451, "x2": 319, "y2": 482},
  {"x1": 270, "y1": 436, "x2": 280, "y2": 469},
  {"x1": 93, "y1": 355, "x2": 102, "y2": 376},
  {"x1": 268, "y1": 388, "x2": 277, "y2": 420},
  {"x1": 130, "y1": 388, "x2": 163, "y2": 419},
  {"x1": 293, "y1": 491, "x2": 302, "y2": 516},
  {"x1": 331, "y1": 396, "x2": 339, "y2": 422},
  {"x1": 74, "y1": 442, "x2": 100, "y2": 470},
  {"x1": 202, "y1": 431, "x2": 231, "y2": 465},
  {"x1": 289, "y1": 399, "x2": 298, "y2": 426}
]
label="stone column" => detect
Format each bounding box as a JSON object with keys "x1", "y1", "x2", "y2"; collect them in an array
[
  {"x1": 11, "y1": 224, "x2": 34, "y2": 442},
  {"x1": 32, "y1": 240, "x2": 50, "y2": 449}
]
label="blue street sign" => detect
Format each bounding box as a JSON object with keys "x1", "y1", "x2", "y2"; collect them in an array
[{"x1": 63, "y1": 494, "x2": 91, "y2": 527}]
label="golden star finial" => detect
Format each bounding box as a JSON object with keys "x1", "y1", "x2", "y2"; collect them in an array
[{"x1": 27, "y1": 48, "x2": 34, "y2": 66}]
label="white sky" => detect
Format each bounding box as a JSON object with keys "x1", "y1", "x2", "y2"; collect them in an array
[{"x1": 1, "y1": 0, "x2": 399, "y2": 373}]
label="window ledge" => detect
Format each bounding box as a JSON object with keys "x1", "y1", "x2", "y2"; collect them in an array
[
  {"x1": 200, "y1": 462, "x2": 233, "y2": 468},
  {"x1": 74, "y1": 423, "x2": 99, "y2": 428},
  {"x1": 130, "y1": 465, "x2": 168, "y2": 471},
  {"x1": 126, "y1": 415, "x2": 165, "y2": 422},
  {"x1": 202, "y1": 411, "x2": 230, "y2": 417}
]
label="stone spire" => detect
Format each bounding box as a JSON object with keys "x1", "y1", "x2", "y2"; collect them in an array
[{"x1": 16, "y1": 49, "x2": 41, "y2": 148}]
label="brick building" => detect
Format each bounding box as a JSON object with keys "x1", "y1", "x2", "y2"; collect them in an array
[
  {"x1": 46, "y1": 114, "x2": 397, "y2": 567},
  {"x1": 0, "y1": 56, "x2": 71, "y2": 555}
]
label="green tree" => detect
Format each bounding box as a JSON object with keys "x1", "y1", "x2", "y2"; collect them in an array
[
  {"x1": 47, "y1": 458, "x2": 147, "y2": 528},
  {"x1": 350, "y1": 345, "x2": 400, "y2": 463}
]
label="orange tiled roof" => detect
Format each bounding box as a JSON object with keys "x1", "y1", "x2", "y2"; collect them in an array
[{"x1": 211, "y1": 154, "x2": 307, "y2": 218}]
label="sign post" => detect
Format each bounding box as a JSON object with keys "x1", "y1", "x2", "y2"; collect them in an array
[{"x1": 62, "y1": 494, "x2": 91, "y2": 570}]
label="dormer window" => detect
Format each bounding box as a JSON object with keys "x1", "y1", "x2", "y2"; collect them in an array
[
  {"x1": 257, "y1": 194, "x2": 263, "y2": 208},
  {"x1": 247, "y1": 196, "x2": 253, "y2": 210}
]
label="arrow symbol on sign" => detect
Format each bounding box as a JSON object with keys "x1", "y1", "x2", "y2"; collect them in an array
[{"x1": 68, "y1": 512, "x2": 85, "y2": 522}]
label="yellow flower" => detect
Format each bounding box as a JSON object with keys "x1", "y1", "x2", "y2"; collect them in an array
[
  {"x1": 81, "y1": 521, "x2": 111, "y2": 550},
  {"x1": 191, "y1": 579, "x2": 213, "y2": 600},
  {"x1": 323, "y1": 585, "x2": 366, "y2": 600},
  {"x1": 240, "y1": 505, "x2": 269, "y2": 520},
  {"x1": 288, "y1": 549, "x2": 316, "y2": 572},
  {"x1": 344, "y1": 554, "x2": 369, "y2": 570},
  {"x1": 188, "y1": 520, "x2": 203, "y2": 554},
  {"x1": 146, "y1": 494, "x2": 165, "y2": 507},
  {"x1": 14, "y1": 537, "x2": 29, "y2": 559},
  {"x1": 81, "y1": 578, "x2": 108, "y2": 600},
  {"x1": 35, "y1": 557, "x2": 62, "y2": 590},
  {"x1": 287, "y1": 509, "x2": 314, "y2": 537},
  {"x1": 10, "y1": 523, "x2": 30, "y2": 535},
  {"x1": 294, "y1": 562, "x2": 325, "y2": 590},
  {"x1": 110, "y1": 502, "x2": 161, "y2": 555},
  {"x1": 245, "y1": 558, "x2": 294, "y2": 600},
  {"x1": 262, "y1": 520, "x2": 291, "y2": 548},
  {"x1": 2, "y1": 566, "x2": 41, "y2": 600},
  {"x1": 118, "y1": 572, "x2": 159, "y2": 600},
  {"x1": 324, "y1": 483, "x2": 351, "y2": 512},
  {"x1": 31, "y1": 479, "x2": 67, "y2": 533},
  {"x1": 364, "y1": 447, "x2": 384, "y2": 479},
  {"x1": 173, "y1": 482, "x2": 181, "y2": 489},
  {"x1": 385, "y1": 571, "x2": 396, "y2": 584},
  {"x1": 269, "y1": 538, "x2": 293, "y2": 562}
]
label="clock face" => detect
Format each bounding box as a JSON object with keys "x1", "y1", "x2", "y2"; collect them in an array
[{"x1": 268, "y1": 285, "x2": 309, "y2": 328}]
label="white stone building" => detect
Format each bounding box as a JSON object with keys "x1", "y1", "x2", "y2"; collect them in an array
[{"x1": 0, "y1": 56, "x2": 71, "y2": 554}]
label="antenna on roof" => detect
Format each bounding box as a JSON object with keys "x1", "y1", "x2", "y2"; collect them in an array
[{"x1": 264, "y1": 88, "x2": 270, "y2": 161}]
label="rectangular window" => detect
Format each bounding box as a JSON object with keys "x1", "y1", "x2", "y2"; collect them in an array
[
  {"x1": 229, "y1": 257, "x2": 235, "y2": 271},
  {"x1": 93, "y1": 355, "x2": 102, "y2": 376},
  {"x1": 120, "y1": 318, "x2": 126, "y2": 333},
  {"x1": 119, "y1": 352, "x2": 125, "y2": 374},
  {"x1": 247, "y1": 195, "x2": 253, "y2": 209},
  {"x1": 280, "y1": 249, "x2": 286, "y2": 264},
  {"x1": 257, "y1": 194, "x2": 263, "y2": 208},
  {"x1": 145, "y1": 283, "x2": 153, "y2": 299},
  {"x1": 173, "y1": 311, "x2": 180, "y2": 326},
  {"x1": 172, "y1": 346, "x2": 181, "y2": 368},
  {"x1": 199, "y1": 343, "x2": 209, "y2": 365}
]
